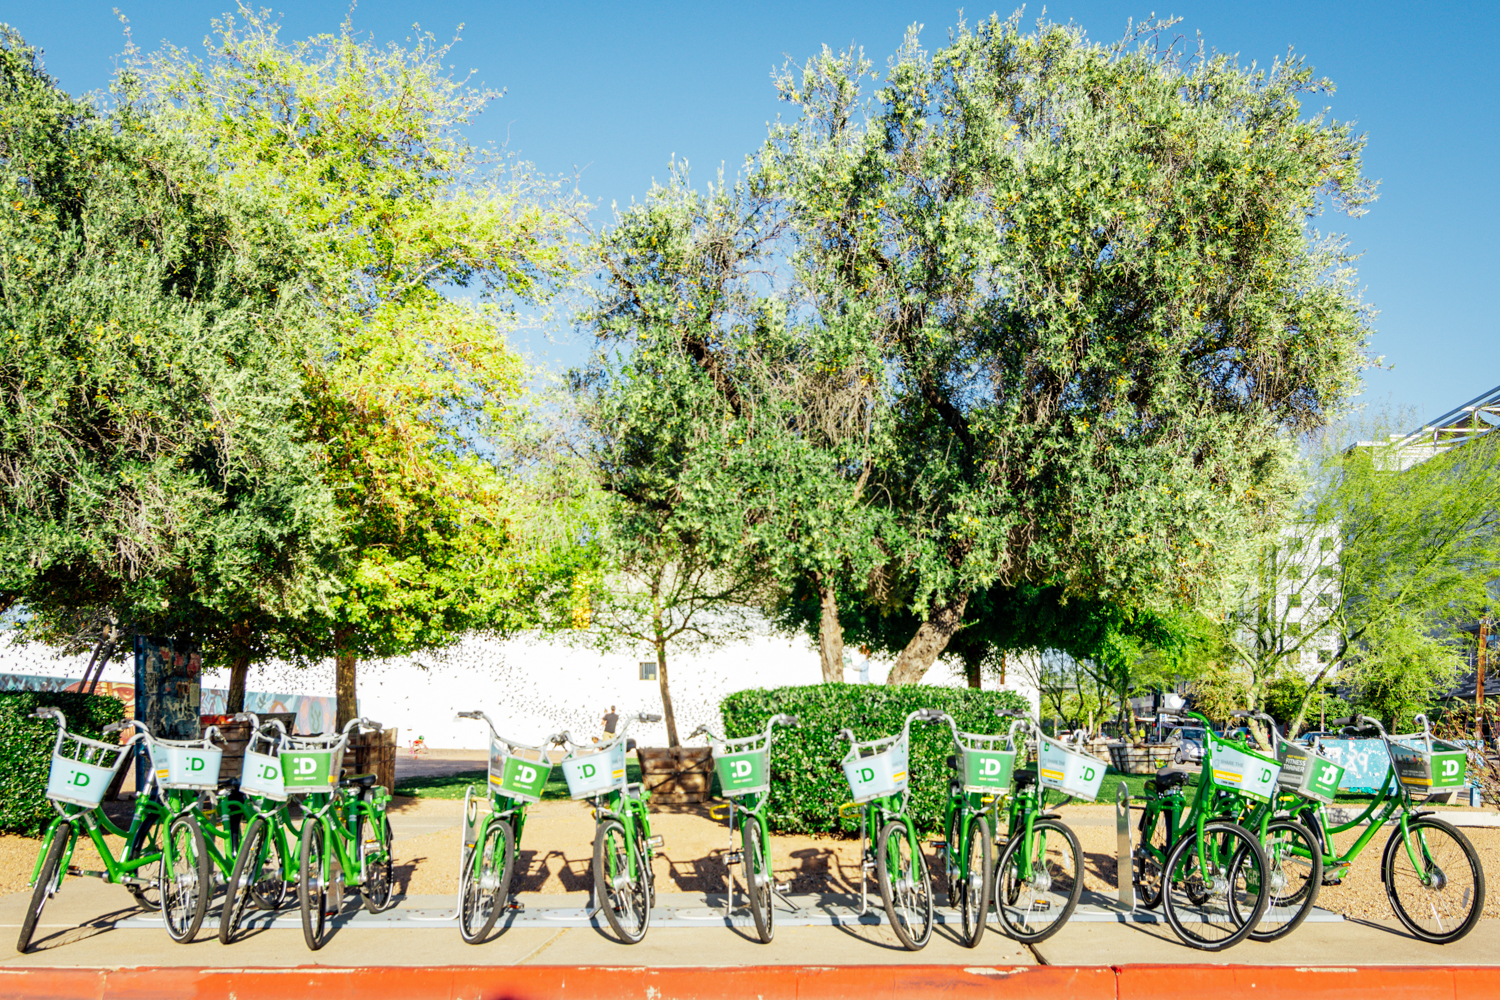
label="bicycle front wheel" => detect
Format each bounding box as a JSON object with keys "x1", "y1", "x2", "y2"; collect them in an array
[
  {"x1": 1135, "y1": 804, "x2": 1171, "y2": 910},
  {"x1": 298, "y1": 814, "x2": 342, "y2": 951},
  {"x1": 125, "y1": 811, "x2": 164, "y2": 911},
  {"x1": 220, "y1": 815, "x2": 276, "y2": 944},
  {"x1": 1383, "y1": 815, "x2": 1485, "y2": 943},
  {"x1": 1162, "y1": 821, "x2": 1268, "y2": 951},
  {"x1": 161, "y1": 814, "x2": 210, "y2": 944},
  {"x1": 357, "y1": 801, "x2": 395, "y2": 914},
  {"x1": 460, "y1": 817, "x2": 515, "y2": 944},
  {"x1": 994, "y1": 817, "x2": 1082, "y2": 944},
  {"x1": 956, "y1": 813, "x2": 993, "y2": 948},
  {"x1": 18, "y1": 820, "x2": 70, "y2": 954},
  {"x1": 1236, "y1": 818, "x2": 1322, "y2": 942},
  {"x1": 876, "y1": 820, "x2": 933, "y2": 950},
  {"x1": 744, "y1": 820, "x2": 774, "y2": 943},
  {"x1": 594, "y1": 818, "x2": 649, "y2": 943}
]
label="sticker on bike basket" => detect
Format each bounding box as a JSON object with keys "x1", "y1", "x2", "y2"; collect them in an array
[
  {"x1": 45, "y1": 756, "x2": 117, "y2": 808},
  {"x1": 961, "y1": 748, "x2": 1017, "y2": 793},
  {"x1": 1276, "y1": 738, "x2": 1344, "y2": 804},
  {"x1": 713, "y1": 747, "x2": 769, "y2": 798},
  {"x1": 489, "y1": 741, "x2": 552, "y2": 803},
  {"x1": 153, "y1": 743, "x2": 224, "y2": 790},
  {"x1": 841, "y1": 734, "x2": 908, "y2": 803},
  {"x1": 240, "y1": 749, "x2": 288, "y2": 801},
  {"x1": 1207, "y1": 733, "x2": 1280, "y2": 802},
  {"x1": 279, "y1": 748, "x2": 337, "y2": 791},
  {"x1": 1036, "y1": 736, "x2": 1106, "y2": 801},
  {"x1": 1390, "y1": 740, "x2": 1467, "y2": 790},
  {"x1": 561, "y1": 741, "x2": 627, "y2": 799}
]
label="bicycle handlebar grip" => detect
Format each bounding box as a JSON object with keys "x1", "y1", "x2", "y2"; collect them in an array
[
  {"x1": 639, "y1": 713, "x2": 663, "y2": 723},
  {"x1": 782, "y1": 715, "x2": 801, "y2": 727},
  {"x1": 457, "y1": 711, "x2": 481, "y2": 719},
  {"x1": 231, "y1": 712, "x2": 251, "y2": 723},
  {"x1": 1230, "y1": 710, "x2": 1250, "y2": 718},
  {"x1": 102, "y1": 721, "x2": 125, "y2": 734},
  {"x1": 995, "y1": 709, "x2": 1020, "y2": 718}
]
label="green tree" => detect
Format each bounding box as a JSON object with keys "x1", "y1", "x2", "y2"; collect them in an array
[
  {"x1": 0, "y1": 27, "x2": 340, "y2": 670},
  {"x1": 135, "y1": 10, "x2": 588, "y2": 720},
  {"x1": 765, "y1": 15, "x2": 1372, "y2": 685}
]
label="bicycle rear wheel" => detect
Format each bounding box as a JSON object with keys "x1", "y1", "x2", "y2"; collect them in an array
[
  {"x1": 1135, "y1": 804, "x2": 1171, "y2": 910},
  {"x1": 1236, "y1": 818, "x2": 1322, "y2": 942},
  {"x1": 17, "y1": 821, "x2": 70, "y2": 954},
  {"x1": 956, "y1": 813, "x2": 992, "y2": 948},
  {"x1": 161, "y1": 815, "x2": 210, "y2": 943},
  {"x1": 459, "y1": 817, "x2": 515, "y2": 944},
  {"x1": 876, "y1": 820, "x2": 933, "y2": 950},
  {"x1": 220, "y1": 815, "x2": 276, "y2": 944},
  {"x1": 1162, "y1": 821, "x2": 1267, "y2": 951},
  {"x1": 125, "y1": 811, "x2": 164, "y2": 911},
  {"x1": 594, "y1": 818, "x2": 649, "y2": 943},
  {"x1": 356, "y1": 799, "x2": 395, "y2": 914},
  {"x1": 994, "y1": 817, "x2": 1082, "y2": 944},
  {"x1": 744, "y1": 820, "x2": 774, "y2": 943},
  {"x1": 1383, "y1": 815, "x2": 1485, "y2": 943}
]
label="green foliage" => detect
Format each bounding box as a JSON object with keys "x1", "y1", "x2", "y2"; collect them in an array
[
  {"x1": 0, "y1": 27, "x2": 340, "y2": 644},
  {"x1": 720, "y1": 683, "x2": 1028, "y2": 835},
  {"x1": 0, "y1": 691, "x2": 126, "y2": 836}
]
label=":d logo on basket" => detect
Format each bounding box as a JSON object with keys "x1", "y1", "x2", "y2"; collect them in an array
[
  {"x1": 1261, "y1": 768, "x2": 1272, "y2": 783},
  {"x1": 859, "y1": 767, "x2": 874, "y2": 783},
  {"x1": 581, "y1": 762, "x2": 595, "y2": 779},
  {"x1": 71, "y1": 771, "x2": 90, "y2": 787},
  {"x1": 1443, "y1": 760, "x2": 1460, "y2": 777},
  {"x1": 982, "y1": 758, "x2": 1002, "y2": 776},
  {"x1": 260, "y1": 763, "x2": 279, "y2": 781},
  {"x1": 518, "y1": 765, "x2": 537, "y2": 784},
  {"x1": 731, "y1": 760, "x2": 752, "y2": 779},
  {"x1": 296, "y1": 757, "x2": 316, "y2": 775},
  {"x1": 1082, "y1": 766, "x2": 1096, "y2": 781},
  {"x1": 190, "y1": 757, "x2": 205, "y2": 771}
]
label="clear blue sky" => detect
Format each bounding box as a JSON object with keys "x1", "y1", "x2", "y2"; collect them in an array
[{"x1": 9, "y1": 1, "x2": 1497, "y2": 427}]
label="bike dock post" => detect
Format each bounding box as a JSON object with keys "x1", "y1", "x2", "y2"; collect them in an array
[{"x1": 1115, "y1": 780, "x2": 1134, "y2": 912}]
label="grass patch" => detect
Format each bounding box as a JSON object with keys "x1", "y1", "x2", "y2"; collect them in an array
[{"x1": 395, "y1": 761, "x2": 645, "y2": 801}]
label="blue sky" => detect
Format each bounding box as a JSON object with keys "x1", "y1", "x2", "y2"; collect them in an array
[{"x1": 9, "y1": 1, "x2": 1497, "y2": 428}]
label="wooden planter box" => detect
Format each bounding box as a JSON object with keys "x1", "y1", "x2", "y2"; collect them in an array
[
  {"x1": 637, "y1": 746, "x2": 713, "y2": 804},
  {"x1": 1108, "y1": 743, "x2": 1177, "y2": 775},
  {"x1": 343, "y1": 728, "x2": 399, "y2": 794}
]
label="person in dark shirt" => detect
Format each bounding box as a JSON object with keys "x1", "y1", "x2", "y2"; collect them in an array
[{"x1": 602, "y1": 706, "x2": 619, "y2": 738}]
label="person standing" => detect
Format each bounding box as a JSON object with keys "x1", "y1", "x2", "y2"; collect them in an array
[{"x1": 602, "y1": 705, "x2": 619, "y2": 740}]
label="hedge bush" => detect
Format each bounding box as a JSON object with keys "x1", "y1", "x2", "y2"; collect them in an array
[
  {"x1": 0, "y1": 691, "x2": 127, "y2": 836},
  {"x1": 720, "y1": 683, "x2": 1030, "y2": 835}
]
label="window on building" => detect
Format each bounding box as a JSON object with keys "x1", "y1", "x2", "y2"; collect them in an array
[{"x1": 639, "y1": 661, "x2": 657, "y2": 681}]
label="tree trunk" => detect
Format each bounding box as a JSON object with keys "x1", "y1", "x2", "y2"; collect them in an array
[
  {"x1": 335, "y1": 628, "x2": 357, "y2": 730},
  {"x1": 961, "y1": 649, "x2": 983, "y2": 689},
  {"x1": 652, "y1": 592, "x2": 679, "y2": 746},
  {"x1": 886, "y1": 594, "x2": 970, "y2": 686},
  {"x1": 226, "y1": 653, "x2": 251, "y2": 715},
  {"x1": 816, "y1": 573, "x2": 845, "y2": 683}
]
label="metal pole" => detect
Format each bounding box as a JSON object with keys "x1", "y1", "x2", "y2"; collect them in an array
[{"x1": 1479, "y1": 617, "x2": 1490, "y2": 744}]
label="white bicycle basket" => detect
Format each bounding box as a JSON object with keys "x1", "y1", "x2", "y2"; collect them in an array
[
  {"x1": 1036, "y1": 734, "x2": 1106, "y2": 801},
  {"x1": 150, "y1": 737, "x2": 224, "y2": 791},
  {"x1": 561, "y1": 741, "x2": 626, "y2": 799},
  {"x1": 841, "y1": 733, "x2": 909, "y2": 804},
  {"x1": 46, "y1": 733, "x2": 132, "y2": 809}
]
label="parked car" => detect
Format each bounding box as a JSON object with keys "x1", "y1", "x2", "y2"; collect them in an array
[{"x1": 1165, "y1": 726, "x2": 1211, "y2": 764}]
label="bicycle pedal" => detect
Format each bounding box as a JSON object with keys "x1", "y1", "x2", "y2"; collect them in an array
[
  {"x1": 646, "y1": 835, "x2": 664, "y2": 849},
  {"x1": 773, "y1": 881, "x2": 791, "y2": 894},
  {"x1": 724, "y1": 850, "x2": 743, "y2": 866},
  {"x1": 1321, "y1": 877, "x2": 1343, "y2": 886}
]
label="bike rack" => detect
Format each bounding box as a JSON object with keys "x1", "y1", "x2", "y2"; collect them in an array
[{"x1": 1115, "y1": 780, "x2": 1135, "y2": 912}]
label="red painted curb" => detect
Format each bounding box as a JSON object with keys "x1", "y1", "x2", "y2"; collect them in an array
[{"x1": 0, "y1": 964, "x2": 1495, "y2": 1000}]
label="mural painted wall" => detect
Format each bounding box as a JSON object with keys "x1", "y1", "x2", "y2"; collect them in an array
[{"x1": 200, "y1": 688, "x2": 335, "y2": 735}]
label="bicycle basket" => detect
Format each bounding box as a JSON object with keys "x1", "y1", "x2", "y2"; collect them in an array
[
  {"x1": 1036, "y1": 735, "x2": 1105, "y2": 801},
  {"x1": 279, "y1": 745, "x2": 340, "y2": 794},
  {"x1": 46, "y1": 733, "x2": 131, "y2": 808},
  {"x1": 841, "y1": 733, "x2": 908, "y2": 803},
  {"x1": 151, "y1": 738, "x2": 224, "y2": 791},
  {"x1": 561, "y1": 741, "x2": 626, "y2": 799},
  {"x1": 1390, "y1": 736, "x2": 1467, "y2": 793},
  {"x1": 240, "y1": 749, "x2": 287, "y2": 801},
  {"x1": 1275, "y1": 736, "x2": 1345, "y2": 804},
  {"x1": 713, "y1": 736, "x2": 770, "y2": 799},
  {"x1": 956, "y1": 732, "x2": 1016, "y2": 795},
  {"x1": 489, "y1": 739, "x2": 553, "y2": 803},
  {"x1": 1206, "y1": 732, "x2": 1280, "y2": 802}
]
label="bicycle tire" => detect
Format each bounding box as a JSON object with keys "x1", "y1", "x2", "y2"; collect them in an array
[
  {"x1": 956, "y1": 813, "x2": 993, "y2": 948},
  {"x1": 634, "y1": 817, "x2": 657, "y2": 912},
  {"x1": 876, "y1": 819, "x2": 933, "y2": 951},
  {"x1": 161, "y1": 814, "x2": 210, "y2": 944},
  {"x1": 1135, "y1": 803, "x2": 1171, "y2": 910},
  {"x1": 994, "y1": 817, "x2": 1082, "y2": 944},
  {"x1": 298, "y1": 813, "x2": 341, "y2": 951},
  {"x1": 1161, "y1": 821, "x2": 1268, "y2": 951},
  {"x1": 1238, "y1": 818, "x2": 1322, "y2": 942},
  {"x1": 1382, "y1": 815, "x2": 1486, "y2": 944},
  {"x1": 459, "y1": 817, "x2": 515, "y2": 944},
  {"x1": 593, "y1": 818, "x2": 649, "y2": 943},
  {"x1": 357, "y1": 796, "x2": 395, "y2": 914},
  {"x1": 744, "y1": 820, "x2": 774, "y2": 943},
  {"x1": 220, "y1": 815, "x2": 269, "y2": 944},
  {"x1": 124, "y1": 810, "x2": 165, "y2": 911},
  {"x1": 248, "y1": 820, "x2": 292, "y2": 912},
  {"x1": 17, "y1": 820, "x2": 70, "y2": 954}
]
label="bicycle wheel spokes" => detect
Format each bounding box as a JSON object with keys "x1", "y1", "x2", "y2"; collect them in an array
[
  {"x1": 1162, "y1": 822, "x2": 1267, "y2": 951},
  {"x1": 1241, "y1": 819, "x2": 1322, "y2": 942},
  {"x1": 161, "y1": 815, "x2": 210, "y2": 943},
  {"x1": 1135, "y1": 806, "x2": 1170, "y2": 910},
  {"x1": 744, "y1": 821, "x2": 774, "y2": 943},
  {"x1": 125, "y1": 811, "x2": 165, "y2": 911},
  {"x1": 594, "y1": 818, "x2": 648, "y2": 943},
  {"x1": 956, "y1": 814, "x2": 992, "y2": 948},
  {"x1": 994, "y1": 818, "x2": 1082, "y2": 944},
  {"x1": 1383, "y1": 816, "x2": 1486, "y2": 943},
  {"x1": 18, "y1": 821, "x2": 70, "y2": 954},
  {"x1": 220, "y1": 815, "x2": 270, "y2": 944},
  {"x1": 298, "y1": 814, "x2": 337, "y2": 951},
  {"x1": 877, "y1": 820, "x2": 933, "y2": 950},
  {"x1": 460, "y1": 819, "x2": 515, "y2": 944}
]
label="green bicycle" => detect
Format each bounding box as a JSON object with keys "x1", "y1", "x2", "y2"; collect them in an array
[
  {"x1": 835, "y1": 708, "x2": 939, "y2": 951},
  {"x1": 689, "y1": 712, "x2": 800, "y2": 943},
  {"x1": 454, "y1": 710, "x2": 555, "y2": 944},
  {"x1": 18, "y1": 710, "x2": 171, "y2": 953},
  {"x1": 1132, "y1": 709, "x2": 1273, "y2": 950},
  {"x1": 219, "y1": 713, "x2": 300, "y2": 943},
  {"x1": 929, "y1": 709, "x2": 1015, "y2": 948},
  {"x1": 990, "y1": 712, "x2": 1090, "y2": 944},
  {"x1": 1292, "y1": 714, "x2": 1485, "y2": 943},
  {"x1": 553, "y1": 712, "x2": 664, "y2": 944},
  {"x1": 288, "y1": 717, "x2": 395, "y2": 951}
]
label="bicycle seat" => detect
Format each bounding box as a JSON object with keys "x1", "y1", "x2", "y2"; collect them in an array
[
  {"x1": 1014, "y1": 771, "x2": 1038, "y2": 790},
  {"x1": 340, "y1": 773, "x2": 379, "y2": 789},
  {"x1": 1153, "y1": 768, "x2": 1189, "y2": 793},
  {"x1": 217, "y1": 777, "x2": 241, "y2": 793}
]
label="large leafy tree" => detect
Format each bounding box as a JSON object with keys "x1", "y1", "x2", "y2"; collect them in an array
[
  {"x1": 0, "y1": 27, "x2": 340, "y2": 671},
  {"x1": 136, "y1": 11, "x2": 588, "y2": 720},
  {"x1": 765, "y1": 16, "x2": 1372, "y2": 685}
]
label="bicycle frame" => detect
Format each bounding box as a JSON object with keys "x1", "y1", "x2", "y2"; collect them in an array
[
  {"x1": 835, "y1": 709, "x2": 932, "y2": 916},
  {"x1": 457, "y1": 711, "x2": 551, "y2": 900},
  {"x1": 295, "y1": 718, "x2": 391, "y2": 893}
]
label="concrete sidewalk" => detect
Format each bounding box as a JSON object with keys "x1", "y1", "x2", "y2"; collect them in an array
[{"x1": 3, "y1": 879, "x2": 1496, "y2": 970}]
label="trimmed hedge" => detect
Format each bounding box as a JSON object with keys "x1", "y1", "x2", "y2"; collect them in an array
[
  {"x1": 0, "y1": 691, "x2": 127, "y2": 836},
  {"x1": 720, "y1": 683, "x2": 1030, "y2": 835}
]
